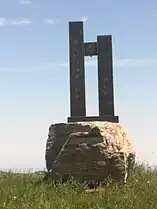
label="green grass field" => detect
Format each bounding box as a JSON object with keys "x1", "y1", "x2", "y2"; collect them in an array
[{"x1": 0, "y1": 164, "x2": 157, "y2": 209}]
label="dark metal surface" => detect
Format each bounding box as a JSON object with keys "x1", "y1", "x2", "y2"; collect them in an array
[
  {"x1": 84, "y1": 42, "x2": 98, "y2": 56},
  {"x1": 68, "y1": 21, "x2": 118, "y2": 123},
  {"x1": 68, "y1": 116, "x2": 119, "y2": 123},
  {"x1": 69, "y1": 21, "x2": 86, "y2": 117},
  {"x1": 97, "y1": 35, "x2": 115, "y2": 116}
]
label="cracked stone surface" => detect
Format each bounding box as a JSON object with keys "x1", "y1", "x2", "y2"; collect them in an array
[{"x1": 45, "y1": 121, "x2": 136, "y2": 184}]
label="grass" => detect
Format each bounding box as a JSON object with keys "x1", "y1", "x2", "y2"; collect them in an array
[{"x1": 0, "y1": 164, "x2": 157, "y2": 209}]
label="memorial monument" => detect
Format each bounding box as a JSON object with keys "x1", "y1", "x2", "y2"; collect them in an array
[
  {"x1": 68, "y1": 21, "x2": 119, "y2": 123},
  {"x1": 45, "y1": 21, "x2": 135, "y2": 184}
]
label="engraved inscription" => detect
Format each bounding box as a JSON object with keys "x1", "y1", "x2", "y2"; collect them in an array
[
  {"x1": 79, "y1": 30, "x2": 83, "y2": 35},
  {"x1": 75, "y1": 67, "x2": 81, "y2": 99},
  {"x1": 74, "y1": 52, "x2": 77, "y2": 56},
  {"x1": 69, "y1": 21, "x2": 86, "y2": 117},
  {"x1": 108, "y1": 101, "x2": 113, "y2": 105},
  {"x1": 76, "y1": 74, "x2": 80, "y2": 79},
  {"x1": 76, "y1": 86, "x2": 80, "y2": 99},
  {"x1": 74, "y1": 40, "x2": 78, "y2": 44},
  {"x1": 103, "y1": 77, "x2": 108, "y2": 96}
]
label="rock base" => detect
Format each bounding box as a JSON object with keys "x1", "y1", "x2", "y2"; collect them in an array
[{"x1": 45, "y1": 121, "x2": 135, "y2": 185}]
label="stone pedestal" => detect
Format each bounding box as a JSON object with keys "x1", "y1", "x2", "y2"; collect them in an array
[{"x1": 45, "y1": 121, "x2": 135, "y2": 185}]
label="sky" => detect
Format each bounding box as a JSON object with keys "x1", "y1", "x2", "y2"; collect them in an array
[{"x1": 0, "y1": 0, "x2": 157, "y2": 171}]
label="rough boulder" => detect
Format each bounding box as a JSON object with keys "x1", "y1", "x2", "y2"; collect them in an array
[{"x1": 45, "y1": 121, "x2": 135, "y2": 184}]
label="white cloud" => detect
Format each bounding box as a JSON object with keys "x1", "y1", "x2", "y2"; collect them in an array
[
  {"x1": 44, "y1": 19, "x2": 59, "y2": 25},
  {"x1": 20, "y1": 0, "x2": 32, "y2": 4},
  {"x1": 0, "y1": 18, "x2": 32, "y2": 26},
  {"x1": 62, "y1": 57, "x2": 95, "y2": 67},
  {"x1": 11, "y1": 18, "x2": 32, "y2": 25},
  {"x1": 0, "y1": 17, "x2": 60, "y2": 27},
  {"x1": 0, "y1": 18, "x2": 8, "y2": 27},
  {"x1": 114, "y1": 58, "x2": 157, "y2": 68},
  {"x1": 81, "y1": 57, "x2": 157, "y2": 69},
  {"x1": 80, "y1": 16, "x2": 88, "y2": 22},
  {"x1": 59, "y1": 57, "x2": 157, "y2": 72},
  {"x1": 0, "y1": 61, "x2": 67, "y2": 72},
  {"x1": 1, "y1": 58, "x2": 157, "y2": 73},
  {"x1": 44, "y1": 19, "x2": 55, "y2": 24}
]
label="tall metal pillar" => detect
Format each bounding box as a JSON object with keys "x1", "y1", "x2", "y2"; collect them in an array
[
  {"x1": 97, "y1": 35, "x2": 115, "y2": 116},
  {"x1": 69, "y1": 22, "x2": 86, "y2": 117}
]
